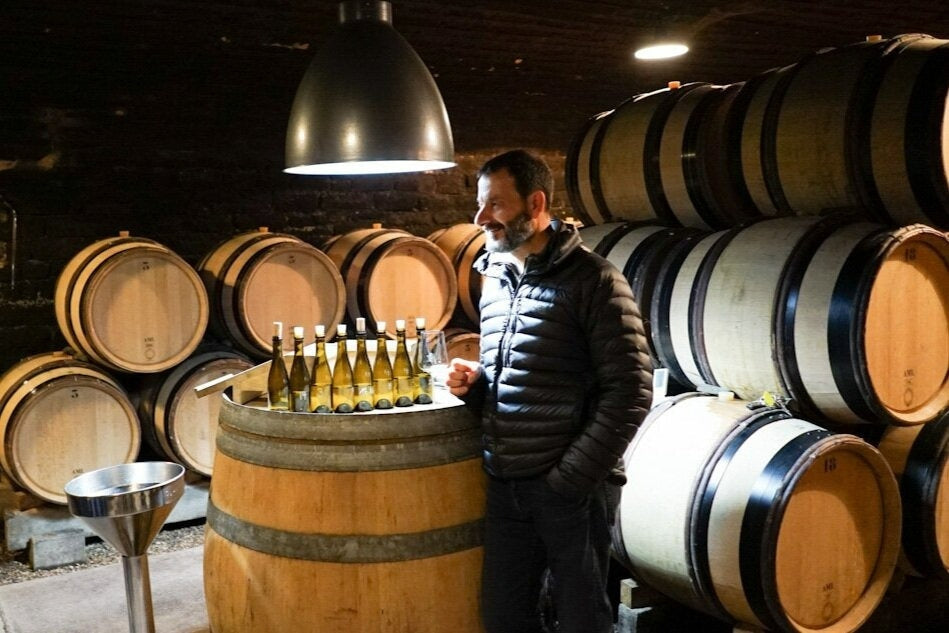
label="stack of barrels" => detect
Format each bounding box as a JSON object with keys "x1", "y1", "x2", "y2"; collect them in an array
[
  {"x1": 0, "y1": 232, "x2": 223, "y2": 504},
  {"x1": 567, "y1": 32, "x2": 949, "y2": 633},
  {"x1": 0, "y1": 219, "x2": 486, "y2": 506}
]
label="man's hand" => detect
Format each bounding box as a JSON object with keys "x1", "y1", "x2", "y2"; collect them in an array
[{"x1": 446, "y1": 358, "x2": 482, "y2": 397}]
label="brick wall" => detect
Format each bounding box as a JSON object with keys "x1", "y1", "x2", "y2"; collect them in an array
[
  {"x1": 0, "y1": 149, "x2": 573, "y2": 372},
  {"x1": 0, "y1": 2, "x2": 585, "y2": 373}
]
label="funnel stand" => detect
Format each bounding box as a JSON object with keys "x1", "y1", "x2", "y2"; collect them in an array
[{"x1": 122, "y1": 554, "x2": 155, "y2": 633}]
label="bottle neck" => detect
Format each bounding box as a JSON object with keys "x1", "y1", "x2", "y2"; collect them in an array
[
  {"x1": 335, "y1": 335, "x2": 349, "y2": 364},
  {"x1": 272, "y1": 336, "x2": 282, "y2": 357}
]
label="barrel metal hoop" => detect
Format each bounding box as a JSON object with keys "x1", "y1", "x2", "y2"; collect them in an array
[
  {"x1": 643, "y1": 86, "x2": 700, "y2": 225},
  {"x1": 760, "y1": 55, "x2": 814, "y2": 216},
  {"x1": 774, "y1": 215, "x2": 860, "y2": 420},
  {"x1": 827, "y1": 231, "x2": 888, "y2": 422},
  {"x1": 681, "y1": 86, "x2": 727, "y2": 228},
  {"x1": 221, "y1": 395, "x2": 480, "y2": 440},
  {"x1": 564, "y1": 115, "x2": 590, "y2": 224},
  {"x1": 691, "y1": 409, "x2": 793, "y2": 620},
  {"x1": 900, "y1": 414, "x2": 949, "y2": 579},
  {"x1": 738, "y1": 429, "x2": 835, "y2": 632},
  {"x1": 724, "y1": 74, "x2": 767, "y2": 214},
  {"x1": 589, "y1": 102, "x2": 625, "y2": 223},
  {"x1": 649, "y1": 232, "x2": 708, "y2": 387},
  {"x1": 207, "y1": 501, "x2": 484, "y2": 563},
  {"x1": 905, "y1": 44, "x2": 949, "y2": 226},
  {"x1": 690, "y1": 227, "x2": 743, "y2": 387},
  {"x1": 216, "y1": 423, "x2": 481, "y2": 471}
]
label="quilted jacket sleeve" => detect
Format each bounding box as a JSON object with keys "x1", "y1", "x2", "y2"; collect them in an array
[{"x1": 544, "y1": 262, "x2": 653, "y2": 500}]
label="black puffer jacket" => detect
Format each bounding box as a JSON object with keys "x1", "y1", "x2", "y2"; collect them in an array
[{"x1": 470, "y1": 221, "x2": 653, "y2": 500}]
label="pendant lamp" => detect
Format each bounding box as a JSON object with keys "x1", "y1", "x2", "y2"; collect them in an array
[{"x1": 285, "y1": 0, "x2": 455, "y2": 175}]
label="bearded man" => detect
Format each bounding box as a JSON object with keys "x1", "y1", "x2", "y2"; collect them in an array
[{"x1": 446, "y1": 149, "x2": 653, "y2": 633}]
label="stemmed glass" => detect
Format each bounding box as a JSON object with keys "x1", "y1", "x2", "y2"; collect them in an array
[{"x1": 418, "y1": 330, "x2": 449, "y2": 388}]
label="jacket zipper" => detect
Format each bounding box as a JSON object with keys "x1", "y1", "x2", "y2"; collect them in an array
[{"x1": 487, "y1": 264, "x2": 523, "y2": 473}]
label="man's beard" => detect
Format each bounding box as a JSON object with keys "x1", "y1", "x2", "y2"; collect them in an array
[{"x1": 484, "y1": 210, "x2": 534, "y2": 253}]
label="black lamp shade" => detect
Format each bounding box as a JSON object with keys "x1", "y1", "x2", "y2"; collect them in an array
[{"x1": 285, "y1": 1, "x2": 455, "y2": 175}]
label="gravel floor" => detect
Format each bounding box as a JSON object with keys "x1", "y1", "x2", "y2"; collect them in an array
[{"x1": 0, "y1": 522, "x2": 205, "y2": 586}]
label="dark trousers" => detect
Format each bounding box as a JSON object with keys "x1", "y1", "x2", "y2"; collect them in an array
[{"x1": 481, "y1": 474, "x2": 615, "y2": 633}]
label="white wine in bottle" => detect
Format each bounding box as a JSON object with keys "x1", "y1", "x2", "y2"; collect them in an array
[
  {"x1": 413, "y1": 316, "x2": 433, "y2": 404},
  {"x1": 309, "y1": 324, "x2": 333, "y2": 413},
  {"x1": 267, "y1": 321, "x2": 290, "y2": 411},
  {"x1": 353, "y1": 317, "x2": 374, "y2": 412},
  {"x1": 392, "y1": 319, "x2": 415, "y2": 407},
  {"x1": 332, "y1": 323, "x2": 355, "y2": 413},
  {"x1": 372, "y1": 320, "x2": 394, "y2": 409},
  {"x1": 289, "y1": 325, "x2": 310, "y2": 412}
]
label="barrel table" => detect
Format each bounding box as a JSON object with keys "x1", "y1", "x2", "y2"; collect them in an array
[{"x1": 204, "y1": 392, "x2": 485, "y2": 633}]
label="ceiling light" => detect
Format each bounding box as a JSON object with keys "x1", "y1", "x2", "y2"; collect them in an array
[
  {"x1": 285, "y1": 1, "x2": 455, "y2": 175},
  {"x1": 634, "y1": 42, "x2": 690, "y2": 60}
]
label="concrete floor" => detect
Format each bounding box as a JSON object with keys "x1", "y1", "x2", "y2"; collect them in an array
[
  {"x1": 0, "y1": 539, "x2": 946, "y2": 633},
  {"x1": 0, "y1": 546, "x2": 207, "y2": 633}
]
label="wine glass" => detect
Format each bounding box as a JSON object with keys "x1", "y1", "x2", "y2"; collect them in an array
[{"x1": 419, "y1": 330, "x2": 449, "y2": 388}]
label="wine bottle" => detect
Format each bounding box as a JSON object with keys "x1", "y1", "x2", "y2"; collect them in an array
[
  {"x1": 392, "y1": 319, "x2": 415, "y2": 407},
  {"x1": 288, "y1": 325, "x2": 310, "y2": 412},
  {"x1": 413, "y1": 316, "x2": 433, "y2": 405},
  {"x1": 332, "y1": 323, "x2": 355, "y2": 413},
  {"x1": 352, "y1": 317, "x2": 374, "y2": 412},
  {"x1": 372, "y1": 320, "x2": 394, "y2": 410},
  {"x1": 267, "y1": 321, "x2": 290, "y2": 411},
  {"x1": 309, "y1": 324, "x2": 333, "y2": 413}
]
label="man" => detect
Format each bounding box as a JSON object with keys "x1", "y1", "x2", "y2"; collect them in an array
[{"x1": 446, "y1": 149, "x2": 653, "y2": 633}]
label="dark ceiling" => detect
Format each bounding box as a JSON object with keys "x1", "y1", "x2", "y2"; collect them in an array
[{"x1": 2, "y1": 1, "x2": 948, "y2": 156}]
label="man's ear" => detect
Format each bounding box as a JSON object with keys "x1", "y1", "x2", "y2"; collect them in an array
[{"x1": 527, "y1": 190, "x2": 547, "y2": 217}]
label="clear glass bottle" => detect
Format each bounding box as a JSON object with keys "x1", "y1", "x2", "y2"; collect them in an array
[
  {"x1": 372, "y1": 320, "x2": 394, "y2": 410},
  {"x1": 413, "y1": 316, "x2": 433, "y2": 404},
  {"x1": 288, "y1": 325, "x2": 310, "y2": 412},
  {"x1": 353, "y1": 317, "x2": 374, "y2": 412},
  {"x1": 331, "y1": 323, "x2": 355, "y2": 413},
  {"x1": 267, "y1": 321, "x2": 290, "y2": 411},
  {"x1": 309, "y1": 324, "x2": 333, "y2": 413},
  {"x1": 392, "y1": 319, "x2": 415, "y2": 407}
]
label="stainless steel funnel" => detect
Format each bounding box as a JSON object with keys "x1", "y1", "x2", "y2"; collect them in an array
[{"x1": 65, "y1": 462, "x2": 186, "y2": 633}]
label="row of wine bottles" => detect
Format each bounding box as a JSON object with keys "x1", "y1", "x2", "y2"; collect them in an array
[{"x1": 267, "y1": 316, "x2": 438, "y2": 413}]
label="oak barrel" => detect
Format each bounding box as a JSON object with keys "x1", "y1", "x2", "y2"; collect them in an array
[
  {"x1": 564, "y1": 109, "x2": 613, "y2": 226},
  {"x1": 735, "y1": 34, "x2": 949, "y2": 227},
  {"x1": 0, "y1": 351, "x2": 141, "y2": 504},
  {"x1": 135, "y1": 349, "x2": 253, "y2": 477},
  {"x1": 616, "y1": 393, "x2": 901, "y2": 633},
  {"x1": 427, "y1": 223, "x2": 485, "y2": 325},
  {"x1": 204, "y1": 395, "x2": 485, "y2": 633},
  {"x1": 577, "y1": 83, "x2": 708, "y2": 227},
  {"x1": 323, "y1": 226, "x2": 458, "y2": 338},
  {"x1": 657, "y1": 82, "x2": 759, "y2": 228},
  {"x1": 198, "y1": 227, "x2": 346, "y2": 359},
  {"x1": 877, "y1": 413, "x2": 949, "y2": 579},
  {"x1": 661, "y1": 216, "x2": 949, "y2": 425},
  {"x1": 54, "y1": 232, "x2": 208, "y2": 373},
  {"x1": 579, "y1": 222, "x2": 706, "y2": 361}
]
